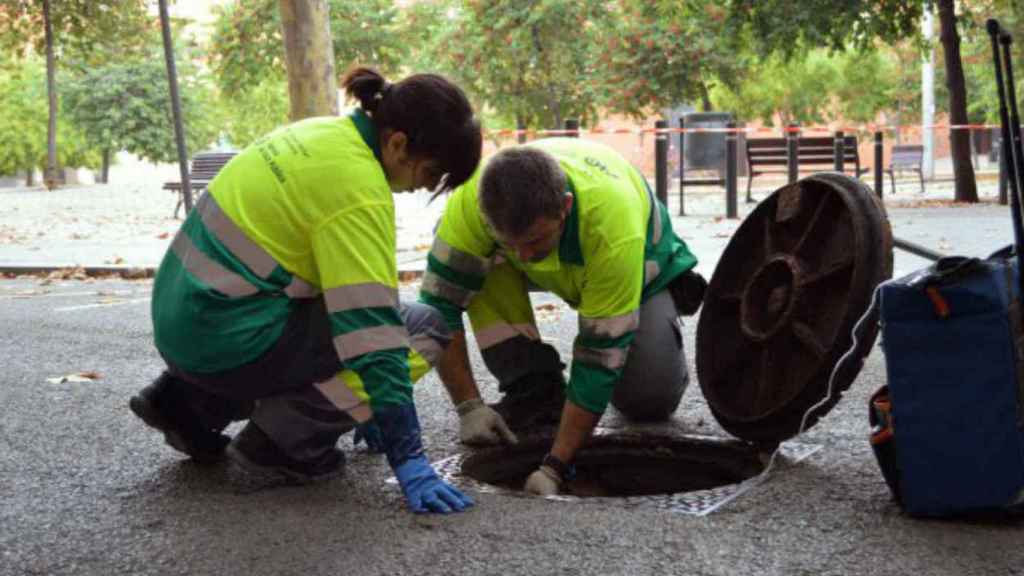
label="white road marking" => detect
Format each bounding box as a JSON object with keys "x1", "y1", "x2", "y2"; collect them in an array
[{"x1": 54, "y1": 297, "x2": 151, "y2": 312}]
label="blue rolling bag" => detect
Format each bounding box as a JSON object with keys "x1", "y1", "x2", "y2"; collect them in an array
[{"x1": 871, "y1": 249, "x2": 1024, "y2": 516}]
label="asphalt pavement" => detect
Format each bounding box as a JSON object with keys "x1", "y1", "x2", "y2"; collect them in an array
[{"x1": 1, "y1": 204, "x2": 1023, "y2": 576}]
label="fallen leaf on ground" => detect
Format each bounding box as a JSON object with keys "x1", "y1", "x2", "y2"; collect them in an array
[
  {"x1": 105, "y1": 257, "x2": 125, "y2": 265},
  {"x1": 156, "y1": 232, "x2": 170, "y2": 239},
  {"x1": 414, "y1": 243, "x2": 431, "y2": 252},
  {"x1": 535, "y1": 303, "x2": 558, "y2": 312},
  {"x1": 46, "y1": 371, "x2": 102, "y2": 384}
]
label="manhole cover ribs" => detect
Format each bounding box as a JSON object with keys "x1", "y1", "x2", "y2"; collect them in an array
[{"x1": 697, "y1": 174, "x2": 893, "y2": 443}]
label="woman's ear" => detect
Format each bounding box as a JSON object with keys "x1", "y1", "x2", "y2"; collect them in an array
[{"x1": 382, "y1": 130, "x2": 409, "y2": 164}]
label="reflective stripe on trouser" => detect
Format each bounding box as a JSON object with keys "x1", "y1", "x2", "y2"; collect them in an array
[
  {"x1": 465, "y1": 262, "x2": 562, "y2": 386},
  {"x1": 610, "y1": 289, "x2": 689, "y2": 421},
  {"x1": 250, "y1": 301, "x2": 452, "y2": 463}
]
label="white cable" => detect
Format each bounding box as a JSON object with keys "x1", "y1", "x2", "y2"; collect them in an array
[{"x1": 700, "y1": 284, "x2": 884, "y2": 516}]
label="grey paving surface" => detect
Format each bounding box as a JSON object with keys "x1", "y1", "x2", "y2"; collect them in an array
[{"x1": 1, "y1": 204, "x2": 1023, "y2": 576}]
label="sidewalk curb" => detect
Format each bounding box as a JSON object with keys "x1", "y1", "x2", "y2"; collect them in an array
[{"x1": 0, "y1": 264, "x2": 428, "y2": 282}]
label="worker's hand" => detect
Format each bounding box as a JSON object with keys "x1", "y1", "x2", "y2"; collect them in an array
[
  {"x1": 524, "y1": 465, "x2": 561, "y2": 496},
  {"x1": 353, "y1": 419, "x2": 385, "y2": 453},
  {"x1": 456, "y1": 398, "x2": 518, "y2": 446},
  {"x1": 394, "y1": 454, "x2": 475, "y2": 514}
]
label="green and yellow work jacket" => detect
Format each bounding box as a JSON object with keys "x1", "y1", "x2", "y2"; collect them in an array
[
  {"x1": 419, "y1": 138, "x2": 697, "y2": 414},
  {"x1": 153, "y1": 111, "x2": 428, "y2": 421}
]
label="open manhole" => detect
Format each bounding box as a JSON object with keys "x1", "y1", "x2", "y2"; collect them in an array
[{"x1": 459, "y1": 433, "x2": 765, "y2": 498}]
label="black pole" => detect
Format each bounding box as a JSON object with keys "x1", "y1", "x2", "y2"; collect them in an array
[
  {"x1": 833, "y1": 130, "x2": 845, "y2": 172},
  {"x1": 894, "y1": 237, "x2": 945, "y2": 262},
  {"x1": 564, "y1": 118, "x2": 579, "y2": 138},
  {"x1": 678, "y1": 116, "x2": 686, "y2": 216},
  {"x1": 988, "y1": 20, "x2": 1024, "y2": 284},
  {"x1": 1000, "y1": 32, "x2": 1024, "y2": 216},
  {"x1": 874, "y1": 131, "x2": 884, "y2": 199},
  {"x1": 726, "y1": 121, "x2": 738, "y2": 219},
  {"x1": 159, "y1": 0, "x2": 192, "y2": 213},
  {"x1": 655, "y1": 120, "x2": 668, "y2": 207},
  {"x1": 1000, "y1": 136, "x2": 1009, "y2": 205},
  {"x1": 787, "y1": 123, "x2": 800, "y2": 184}
]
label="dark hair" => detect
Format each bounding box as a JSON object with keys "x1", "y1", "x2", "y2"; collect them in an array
[
  {"x1": 342, "y1": 66, "x2": 482, "y2": 193},
  {"x1": 479, "y1": 147, "x2": 567, "y2": 238}
]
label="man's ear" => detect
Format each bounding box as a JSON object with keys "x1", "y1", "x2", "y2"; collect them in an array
[{"x1": 562, "y1": 193, "x2": 574, "y2": 216}]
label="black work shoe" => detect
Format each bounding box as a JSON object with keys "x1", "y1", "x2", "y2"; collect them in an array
[
  {"x1": 129, "y1": 373, "x2": 230, "y2": 463},
  {"x1": 226, "y1": 423, "x2": 345, "y2": 484},
  {"x1": 490, "y1": 370, "x2": 567, "y2": 431}
]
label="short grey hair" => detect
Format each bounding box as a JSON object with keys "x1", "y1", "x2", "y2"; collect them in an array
[{"x1": 479, "y1": 147, "x2": 567, "y2": 238}]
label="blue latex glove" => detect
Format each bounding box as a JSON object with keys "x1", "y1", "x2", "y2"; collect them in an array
[
  {"x1": 374, "y1": 402, "x2": 474, "y2": 514},
  {"x1": 353, "y1": 419, "x2": 385, "y2": 453},
  {"x1": 394, "y1": 454, "x2": 474, "y2": 514}
]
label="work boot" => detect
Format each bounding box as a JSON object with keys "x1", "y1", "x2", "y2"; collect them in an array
[
  {"x1": 226, "y1": 422, "x2": 345, "y2": 484},
  {"x1": 489, "y1": 370, "x2": 567, "y2": 432},
  {"x1": 129, "y1": 372, "x2": 230, "y2": 463}
]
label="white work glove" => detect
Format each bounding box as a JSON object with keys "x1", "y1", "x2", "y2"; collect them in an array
[
  {"x1": 524, "y1": 465, "x2": 561, "y2": 496},
  {"x1": 455, "y1": 398, "x2": 518, "y2": 446}
]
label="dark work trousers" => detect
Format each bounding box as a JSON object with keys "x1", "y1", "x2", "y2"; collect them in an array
[
  {"x1": 481, "y1": 288, "x2": 689, "y2": 421},
  {"x1": 161, "y1": 298, "x2": 451, "y2": 463}
]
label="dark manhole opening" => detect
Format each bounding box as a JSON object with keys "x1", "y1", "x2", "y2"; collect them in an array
[{"x1": 460, "y1": 434, "x2": 766, "y2": 498}]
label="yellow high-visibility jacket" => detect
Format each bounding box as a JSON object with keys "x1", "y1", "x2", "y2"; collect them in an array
[
  {"x1": 420, "y1": 138, "x2": 697, "y2": 414},
  {"x1": 153, "y1": 111, "x2": 415, "y2": 414}
]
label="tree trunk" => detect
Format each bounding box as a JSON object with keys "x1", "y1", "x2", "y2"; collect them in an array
[
  {"x1": 699, "y1": 81, "x2": 713, "y2": 111},
  {"x1": 516, "y1": 114, "x2": 527, "y2": 144},
  {"x1": 26, "y1": 168, "x2": 34, "y2": 187},
  {"x1": 937, "y1": 0, "x2": 978, "y2": 202},
  {"x1": 101, "y1": 148, "x2": 111, "y2": 184},
  {"x1": 279, "y1": 0, "x2": 338, "y2": 120},
  {"x1": 43, "y1": 0, "x2": 59, "y2": 190}
]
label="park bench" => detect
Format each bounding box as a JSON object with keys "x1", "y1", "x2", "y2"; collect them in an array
[
  {"x1": 163, "y1": 151, "x2": 238, "y2": 218},
  {"x1": 745, "y1": 136, "x2": 865, "y2": 199},
  {"x1": 885, "y1": 144, "x2": 925, "y2": 195}
]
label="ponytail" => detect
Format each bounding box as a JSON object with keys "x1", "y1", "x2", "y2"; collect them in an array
[
  {"x1": 341, "y1": 66, "x2": 391, "y2": 116},
  {"x1": 341, "y1": 64, "x2": 482, "y2": 193}
]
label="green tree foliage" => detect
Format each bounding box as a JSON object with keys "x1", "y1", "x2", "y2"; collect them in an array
[
  {"x1": 208, "y1": 0, "x2": 404, "y2": 98},
  {"x1": 0, "y1": 0, "x2": 150, "y2": 60},
  {"x1": 725, "y1": 0, "x2": 923, "y2": 57},
  {"x1": 412, "y1": 0, "x2": 609, "y2": 130},
  {"x1": 221, "y1": 78, "x2": 290, "y2": 148},
  {"x1": 711, "y1": 51, "x2": 838, "y2": 127},
  {"x1": 600, "y1": 1, "x2": 747, "y2": 118},
  {"x1": 0, "y1": 58, "x2": 98, "y2": 176},
  {"x1": 61, "y1": 59, "x2": 220, "y2": 166}
]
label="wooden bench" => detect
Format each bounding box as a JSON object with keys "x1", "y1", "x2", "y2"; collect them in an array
[
  {"x1": 163, "y1": 151, "x2": 238, "y2": 218},
  {"x1": 886, "y1": 144, "x2": 925, "y2": 195},
  {"x1": 745, "y1": 136, "x2": 865, "y2": 200}
]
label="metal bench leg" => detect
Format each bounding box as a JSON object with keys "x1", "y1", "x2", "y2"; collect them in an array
[
  {"x1": 888, "y1": 169, "x2": 896, "y2": 196},
  {"x1": 917, "y1": 168, "x2": 925, "y2": 194},
  {"x1": 746, "y1": 174, "x2": 754, "y2": 203}
]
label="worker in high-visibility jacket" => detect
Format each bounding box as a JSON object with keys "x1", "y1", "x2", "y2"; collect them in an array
[
  {"x1": 130, "y1": 67, "x2": 481, "y2": 514},
  {"x1": 420, "y1": 138, "x2": 706, "y2": 496}
]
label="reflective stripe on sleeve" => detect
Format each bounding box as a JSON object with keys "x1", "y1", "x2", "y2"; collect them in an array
[
  {"x1": 170, "y1": 230, "x2": 259, "y2": 298},
  {"x1": 644, "y1": 260, "x2": 661, "y2": 287},
  {"x1": 333, "y1": 325, "x2": 410, "y2": 362},
  {"x1": 474, "y1": 322, "x2": 541, "y2": 350},
  {"x1": 313, "y1": 376, "x2": 373, "y2": 423},
  {"x1": 324, "y1": 282, "x2": 399, "y2": 314},
  {"x1": 579, "y1": 311, "x2": 640, "y2": 340},
  {"x1": 431, "y1": 235, "x2": 491, "y2": 277},
  {"x1": 410, "y1": 333, "x2": 443, "y2": 367},
  {"x1": 421, "y1": 270, "x2": 476, "y2": 308},
  {"x1": 574, "y1": 344, "x2": 629, "y2": 371}
]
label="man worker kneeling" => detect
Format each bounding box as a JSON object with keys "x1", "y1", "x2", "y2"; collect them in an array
[{"x1": 420, "y1": 137, "x2": 705, "y2": 495}]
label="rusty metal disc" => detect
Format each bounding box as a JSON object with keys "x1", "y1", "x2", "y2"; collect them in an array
[{"x1": 696, "y1": 173, "x2": 893, "y2": 444}]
